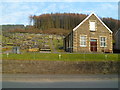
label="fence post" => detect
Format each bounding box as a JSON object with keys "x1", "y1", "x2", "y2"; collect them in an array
[
  {"x1": 59, "y1": 54, "x2": 61, "y2": 59},
  {"x1": 105, "y1": 54, "x2": 107, "y2": 60},
  {"x1": 7, "y1": 53, "x2": 9, "y2": 58}
]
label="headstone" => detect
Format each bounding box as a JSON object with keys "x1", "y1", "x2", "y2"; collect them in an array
[{"x1": 12, "y1": 46, "x2": 20, "y2": 54}]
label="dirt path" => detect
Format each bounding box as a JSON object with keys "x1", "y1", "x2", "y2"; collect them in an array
[{"x1": 49, "y1": 39, "x2": 57, "y2": 53}]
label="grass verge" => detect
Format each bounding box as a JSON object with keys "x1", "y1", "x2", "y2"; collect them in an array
[{"x1": 2, "y1": 53, "x2": 119, "y2": 61}]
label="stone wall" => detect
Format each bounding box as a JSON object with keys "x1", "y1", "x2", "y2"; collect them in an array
[{"x1": 3, "y1": 60, "x2": 119, "y2": 74}]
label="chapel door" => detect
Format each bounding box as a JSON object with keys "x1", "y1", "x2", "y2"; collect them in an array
[{"x1": 90, "y1": 39, "x2": 97, "y2": 52}]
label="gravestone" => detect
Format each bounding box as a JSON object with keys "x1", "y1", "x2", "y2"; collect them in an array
[{"x1": 12, "y1": 46, "x2": 20, "y2": 54}]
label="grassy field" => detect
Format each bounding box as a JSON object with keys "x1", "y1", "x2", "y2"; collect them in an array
[{"x1": 2, "y1": 53, "x2": 119, "y2": 61}]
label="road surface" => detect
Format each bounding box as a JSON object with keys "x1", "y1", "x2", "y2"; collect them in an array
[{"x1": 2, "y1": 74, "x2": 118, "y2": 88}]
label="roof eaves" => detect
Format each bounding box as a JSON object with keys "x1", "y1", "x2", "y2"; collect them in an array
[{"x1": 73, "y1": 13, "x2": 93, "y2": 31}]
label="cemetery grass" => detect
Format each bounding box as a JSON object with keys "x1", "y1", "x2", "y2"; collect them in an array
[{"x1": 2, "y1": 53, "x2": 119, "y2": 61}]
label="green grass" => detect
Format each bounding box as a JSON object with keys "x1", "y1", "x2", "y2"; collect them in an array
[
  {"x1": 2, "y1": 53, "x2": 119, "y2": 61},
  {"x1": 52, "y1": 38, "x2": 63, "y2": 50}
]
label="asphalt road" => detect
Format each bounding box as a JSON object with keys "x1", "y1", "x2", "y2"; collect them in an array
[{"x1": 2, "y1": 74, "x2": 118, "y2": 88}]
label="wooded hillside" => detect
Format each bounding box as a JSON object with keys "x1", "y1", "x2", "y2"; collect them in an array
[
  {"x1": 31, "y1": 13, "x2": 120, "y2": 34},
  {"x1": 2, "y1": 13, "x2": 120, "y2": 36},
  {"x1": 30, "y1": 13, "x2": 87, "y2": 31}
]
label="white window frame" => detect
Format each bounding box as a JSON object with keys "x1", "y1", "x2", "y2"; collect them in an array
[
  {"x1": 80, "y1": 35, "x2": 87, "y2": 47},
  {"x1": 89, "y1": 21, "x2": 96, "y2": 31},
  {"x1": 100, "y1": 36, "x2": 107, "y2": 47}
]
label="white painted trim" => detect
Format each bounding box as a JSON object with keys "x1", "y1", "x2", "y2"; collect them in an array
[
  {"x1": 80, "y1": 35, "x2": 87, "y2": 47},
  {"x1": 73, "y1": 12, "x2": 113, "y2": 33},
  {"x1": 99, "y1": 36, "x2": 107, "y2": 47},
  {"x1": 73, "y1": 14, "x2": 91, "y2": 31}
]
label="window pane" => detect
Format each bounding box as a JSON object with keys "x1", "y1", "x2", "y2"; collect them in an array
[
  {"x1": 81, "y1": 36, "x2": 86, "y2": 40},
  {"x1": 102, "y1": 37, "x2": 105, "y2": 41},
  {"x1": 100, "y1": 42, "x2": 102, "y2": 46},
  {"x1": 101, "y1": 37, "x2": 103, "y2": 41},
  {"x1": 100, "y1": 37, "x2": 106, "y2": 47},
  {"x1": 81, "y1": 42, "x2": 84, "y2": 45},
  {"x1": 84, "y1": 42, "x2": 86, "y2": 45},
  {"x1": 80, "y1": 36, "x2": 87, "y2": 46},
  {"x1": 104, "y1": 42, "x2": 106, "y2": 46},
  {"x1": 81, "y1": 36, "x2": 84, "y2": 40}
]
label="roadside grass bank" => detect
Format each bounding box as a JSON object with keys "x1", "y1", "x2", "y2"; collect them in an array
[{"x1": 2, "y1": 53, "x2": 119, "y2": 61}]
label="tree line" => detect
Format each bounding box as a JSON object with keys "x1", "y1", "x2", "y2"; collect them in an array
[
  {"x1": 30, "y1": 13, "x2": 87, "y2": 30},
  {"x1": 2, "y1": 13, "x2": 120, "y2": 36},
  {"x1": 1, "y1": 25, "x2": 25, "y2": 31},
  {"x1": 30, "y1": 13, "x2": 120, "y2": 33}
]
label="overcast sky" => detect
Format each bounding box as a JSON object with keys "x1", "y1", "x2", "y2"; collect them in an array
[{"x1": 0, "y1": 1, "x2": 119, "y2": 25}]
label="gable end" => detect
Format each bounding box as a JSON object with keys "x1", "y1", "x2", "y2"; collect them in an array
[{"x1": 73, "y1": 12, "x2": 113, "y2": 33}]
